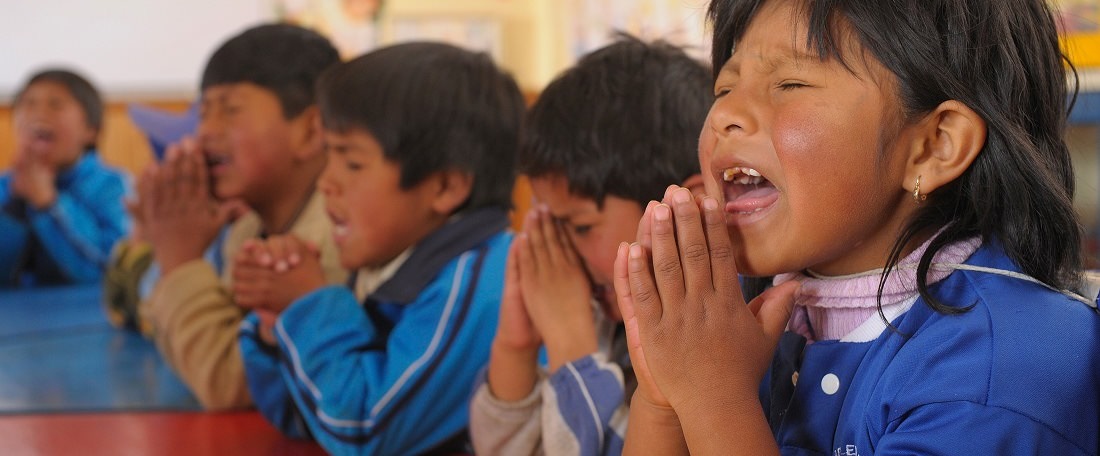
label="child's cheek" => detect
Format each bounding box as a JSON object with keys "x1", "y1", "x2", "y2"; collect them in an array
[
  {"x1": 697, "y1": 126, "x2": 721, "y2": 191},
  {"x1": 771, "y1": 111, "x2": 828, "y2": 162}
]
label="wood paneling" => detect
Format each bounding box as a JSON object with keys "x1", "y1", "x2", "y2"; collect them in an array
[{"x1": 0, "y1": 100, "x2": 193, "y2": 174}]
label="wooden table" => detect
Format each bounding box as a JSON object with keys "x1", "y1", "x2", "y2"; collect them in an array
[
  {"x1": 0, "y1": 285, "x2": 324, "y2": 453},
  {"x1": 0, "y1": 411, "x2": 325, "y2": 455}
]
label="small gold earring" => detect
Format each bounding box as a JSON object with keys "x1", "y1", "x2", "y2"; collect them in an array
[{"x1": 914, "y1": 175, "x2": 927, "y2": 204}]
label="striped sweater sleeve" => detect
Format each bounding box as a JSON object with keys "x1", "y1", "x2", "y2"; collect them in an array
[{"x1": 542, "y1": 353, "x2": 629, "y2": 456}]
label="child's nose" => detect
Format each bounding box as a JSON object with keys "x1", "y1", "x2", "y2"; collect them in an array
[
  {"x1": 195, "y1": 116, "x2": 224, "y2": 149},
  {"x1": 709, "y1": 91, "x2": 758, "y2": 138},
  {"x1": 318, "y1": 164, "x2": 339, "y2": 196}
]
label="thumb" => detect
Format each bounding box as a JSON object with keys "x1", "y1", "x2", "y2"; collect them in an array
[
  {"x1": 749, "y1": 281, "x2": 799, "y2": 342},
  {"x1": 298, "y1": 238, "x2": 321, "y2": 258}
]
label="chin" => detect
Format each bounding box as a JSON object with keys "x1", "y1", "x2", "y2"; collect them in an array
[
  {"x1": 338, "y1": 255, "x2": 361, "y2": 271},
  {"x1": 734, "y1": 254, "x2": 773, "y2": 278}
]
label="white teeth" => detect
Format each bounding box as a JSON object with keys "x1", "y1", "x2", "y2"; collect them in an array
[
  {"x1": 721, "y1": 167, "x2": 763, "y2": 183},
  {"x1": 333, "y1": 224, "x2": 349, "y2": 237}
]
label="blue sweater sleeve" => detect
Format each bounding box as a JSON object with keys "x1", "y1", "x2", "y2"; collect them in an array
[
  {"x1": 26, "y1": 169, "x2": 130, "y2": 283},
  {"x1": 239, "y1": 312, "x2": 311, "y2": 439},
  {"x1": 547, "y1": 354, "x2": 628, "y2": 456},
  {"x1": 252, "y1": 249, "x2": 499, "y2": 455}
]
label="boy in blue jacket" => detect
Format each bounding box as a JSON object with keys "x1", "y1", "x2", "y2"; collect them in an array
[
  {"x1": 233, "y1": 42, "x2": 524, "y2": 455},
  {"x1": 0, "y1": 69, "x2": 129, "y2": 286}
]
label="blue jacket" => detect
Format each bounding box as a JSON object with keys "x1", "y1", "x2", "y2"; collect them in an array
[
  {"x1": 240, "y1": 208, "x2": 510, "y2": 455},
  {"x1": 764, "y1": 242, "x2": 1100, "y2": 455},
  {"x1": 0, "y1": 153, "x2": 130, "y2": 286}
]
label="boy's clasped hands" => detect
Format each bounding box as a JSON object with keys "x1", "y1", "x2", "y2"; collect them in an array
[
  {"x1": 133, "y1": 138, "x2": 237, "y2": 275},
  {"x1": 499, "y1": 204, "x2": 599, "y2": 372},
  {"x1": 232, "y1": 235, "x2": 326, "y2": 345},
  {"x1": 9, "y1": 148, "x2": 57, "y2": 210}
]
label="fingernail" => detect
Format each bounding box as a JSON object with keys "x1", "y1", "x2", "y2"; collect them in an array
[
  {"x1": 260, "y1": 254, "x2": 272, "y2": 265},
  {"x1": 703, "y1": 197, "x2": 718, "y2": 211},
  {"x1": 654, "y1": 204, "x2": 671, "y2": 221},
  {"x1": 275, "y1": 260, "x2": 288, "y2": 272},
  {"x1": 629, "y1": 243, "x2": 642, "y2": 259},
  {"x1": 673, "y1": 188, "x2": 691, "y2": 204},
  {"x1": 288, "y1": 253, "x2": 301, "y2": 265}
]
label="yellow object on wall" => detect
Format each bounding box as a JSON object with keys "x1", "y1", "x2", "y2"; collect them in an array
[{"x1": 1055, "y1": 0, "x2": 1100, "y2": 67}]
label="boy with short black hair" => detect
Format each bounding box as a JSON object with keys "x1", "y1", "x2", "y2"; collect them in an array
[
  {"x1": 136, "y1": 23, "x2": 345, "y2": 409},
  {"x1": 469, "y1": 35, "x2": 712, "y2": 455},
  {"x1": 233, "y1": 42, "x2": 524, "y2": 455}
]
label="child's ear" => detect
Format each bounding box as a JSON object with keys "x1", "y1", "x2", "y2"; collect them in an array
[
  {"x1": 80, "y1": 124, "x2": 98, "y2": 153},
  {"x1": 429, "y1": 170, "x2": 474, "y2": 215},
  {"x1": 903, "y1": 100, "x2": 986, "y2": 197},
  {"x1": 680, "y1": 173, "x2": 706, "y2": 198},
  {"x1": 289, "y1": 106, "x2": 324, "y2": 161}
]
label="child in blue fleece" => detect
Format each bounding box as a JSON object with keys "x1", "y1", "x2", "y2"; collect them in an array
[
  {"x1": 0, "y1": 69, "x2": 129, "y2": 287},
  {"x1": 233, "y1": 42, "x2": 524, "y2": 455}
]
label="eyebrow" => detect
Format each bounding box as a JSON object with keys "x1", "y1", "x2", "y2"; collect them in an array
[
  {"x1": 723, "y1": 48, "x2": 822, "y2": 75},
  {"x1": 323, "y1": 140, "x2": 351, "y2": 154}
]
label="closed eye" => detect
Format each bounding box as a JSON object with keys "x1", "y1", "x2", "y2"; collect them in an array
[{"x1": 776, "y1": 81, "x2": 809, "y2": 91}]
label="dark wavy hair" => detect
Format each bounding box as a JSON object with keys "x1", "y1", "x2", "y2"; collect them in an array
[
  {"x1": 709, "y1": 0, "x2": 1083, "y2": 312},
  {"x1": 519, "y1": 34, "x2": 712, "y2": 208}
]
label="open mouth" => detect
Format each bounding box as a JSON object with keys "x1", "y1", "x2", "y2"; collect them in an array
[
  {"x1": 327, "y1": 211, "x2": 350, "y2": 242},
  {"x1": 721, "y1": 166, "x2": 779, "y2": 215},
  {"x1": 24, "y1": 125, "x2": 56, "y2": 150},
  {"x1": 205, "y1": 154, "x2": 229, "y2": 168},
  {"x1": 204, "y1": 153, "x2": 232, "y2": 176},
  {"x1": 32, "y1": 126, "x2": 56, "y2": 142}
]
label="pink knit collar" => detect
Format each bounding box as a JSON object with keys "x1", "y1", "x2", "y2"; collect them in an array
[{"x1": 774, "y1": 235, "x2": 982, "y2": 341}]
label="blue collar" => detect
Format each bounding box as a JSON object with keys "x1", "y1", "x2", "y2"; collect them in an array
[
  {"x1": 55, "y1": 152, "x2": 99, "y2": 189},
  {"x1": 364, "y1": 207, "x2": 510, "y2": 304}
]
